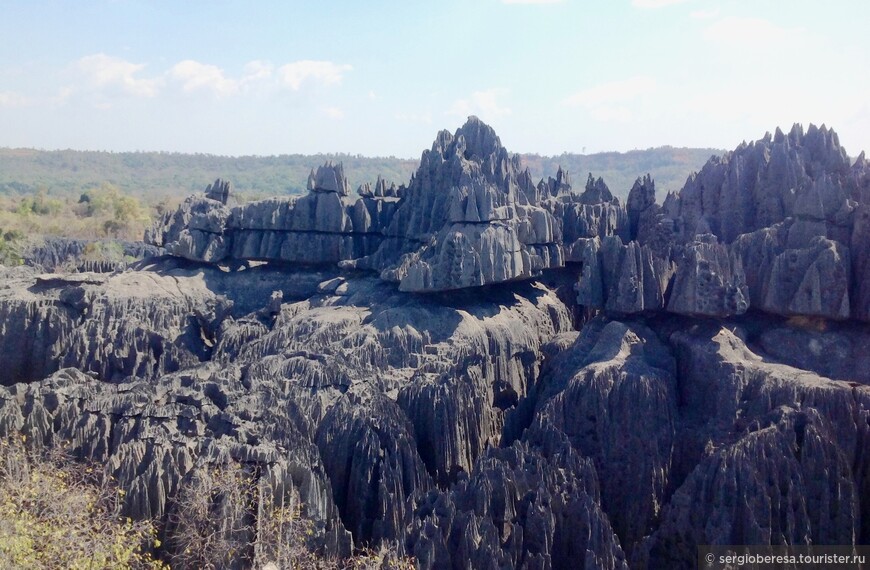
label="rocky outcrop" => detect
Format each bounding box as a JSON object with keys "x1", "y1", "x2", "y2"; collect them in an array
[
  {"x1": 308, "y1": 161, "x2": 351, "y2": 196},
  {"x1": 0, "y1": 266, "x2": 228, "y2": 385},
  {"x1": 756, "y1": 319, "x2": 870, "y2": 384},
  {"x1": 733, "y1": 222, "x2": 851, "y2": 318},
  {"x1": 1, "y1": 258, "x2": 868, "y2": 568},
  {"x1": 0, "y1": 366, "x2": 354, "y2": 561},
  {"x1": 147, "y1": 119, "x2": 870, "y2": 322},
  {"x1": 669, "y1": 124, "x2": 851, "y2": 242},
  {"x1": 352, "y1": 118, "x2": 572, "y2": 291},
  {"x1": 574, "y1": 123, "x2": 870, "y2": 322},
  {"x1": 22, "y1": 236, "x2": 162, "y2": 272},
  {"x1": 406, "y1": 437, "x2": 629, "y2": 570},
  {"x1": 637, "y1": 322, "x2": 870, "y2": 568},
  {"x1": 2, "y1": 119, "x2": 869, "y2": 569},
  {"x1": 149, "y1": 117, "x2": 632, "y2": 293},
  {"x1": 515, "y1": 313, "x2": 870, "y2": 567},
  {"x1": 147, "y1": 170, "x2": 398, "y2": 265},
  {"x1": 666, "y1": 236, "x2": 748, "y2": 317},
  {"x1": 0, "y1": 260, "x2": 575, "y2": 562},
  {"x1": 316, "y1": 387, "x2": 432, "y2": 546},
  {"x1": 529, "y1": 319, "x2": 677, "y2": 552},
  {"x1": 574, "y1": 236, "x2": 674, "y2": 313}
]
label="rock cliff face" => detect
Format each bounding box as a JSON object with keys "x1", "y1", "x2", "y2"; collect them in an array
[
  {"x1": 1, "y1": 119, "x2": 869, "y2": 569},
  {"x1": 149, "y1": 118, "x2": 870, "y2": 323},
  {"x1": 577, "y1": 123, "x2": 870, "y2": 321},
  {"x1": 148, "y1": 118, "x2": 628, "y2": 293}
]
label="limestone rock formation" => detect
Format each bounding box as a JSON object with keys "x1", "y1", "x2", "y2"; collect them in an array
[
  {"x1": 308, "y1": 162, "x2": 351, "y2": 196},
  {"x1": 362, "y1": 117, "x2": 570, "y2": 291},
  {"x1": 528, "y1": 319, "x2": 677, "y2": 552},
  {"x1": 0, "y1": 260, "x2": 578, "y2": 562},
  {"x1": 22, "y1": 237, "x2": 162, "y2": 273},
  {"x1": 574, "y1": 123, "x2": 870, "y2": 322},
  {"x1": 148, "y1": 117, "x2": 630, "y2": 293},
  {"x1": 638, "y1": 322, "x2": 870, "y2": 568},
  {"x1": 666, "y1": 236, "x2": 748, "y2": 317},
  {"x1": 579, "y1": 174, "x2": 615, "y2": 205},
  {"x1": 573, "y1": 236, "x2": 674, "y2": 313},
  {"x1": 406, "y1": 437, "x2": 629, "y2": 570},
  {"x1": 0, "y1": 266, "x2": 228, "y2": 385},
  {"x1": 2, "y1": 119, "x2": 869, "y2": 569},
  {"x1": 145, "y1": 119, "x2": 870, "y2": 322}
]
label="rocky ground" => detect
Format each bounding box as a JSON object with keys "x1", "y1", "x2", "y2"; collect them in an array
[{"x1": 0, "y1": 118, "x2": 868, "y2": 569}]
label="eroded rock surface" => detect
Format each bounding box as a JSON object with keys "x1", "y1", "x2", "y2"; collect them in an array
[
  {"x1": 579, "y1": 123, "x2": 870, "y2": 321},
  {"x1": 2, "y1": 119, "x2": 869, "y2": 569}
]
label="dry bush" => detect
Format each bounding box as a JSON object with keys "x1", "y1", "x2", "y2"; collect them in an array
[
  {"x1": 167, "y1": 462, "x2": 257, "y2": 569},
  {"x1": 0, "y1": 436, "x2": 166, "y2": 569},
  {"x1": 785, "y1": 314, "x2": 829, "y2": 332},
  {"x1": 0, "y1": 184, "x2": 153, "y2": 242},
  {"x1": 169, "y1": 461, "x2": 415, "y2": 570}
]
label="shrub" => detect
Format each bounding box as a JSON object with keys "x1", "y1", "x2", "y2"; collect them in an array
[
  {"x1": 0, "y1": 437, "x2": 166, "y2": 569},
  {"x1": 0, "y1": 228, "x2": 23, "y2": 266},
  {"x1": 169, "y1": 462, "x2": 415, "y2": 570}
]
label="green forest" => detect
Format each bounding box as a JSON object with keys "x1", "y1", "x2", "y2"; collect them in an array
[
  {"x1": 0, "y1": 146, "x2": 720, "y2": 202},
  {"x1": 0, "y1": 149, "x2": 420, "y2": 200}
]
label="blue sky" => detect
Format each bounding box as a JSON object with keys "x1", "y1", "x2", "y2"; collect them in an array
[{"x1": 1, "y1": 0, "x2": 868, "y2": 158}]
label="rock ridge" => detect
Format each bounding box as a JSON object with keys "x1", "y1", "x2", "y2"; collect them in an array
[{"x1": 148, "y1": 118, "x2": 870, "y2": 322}]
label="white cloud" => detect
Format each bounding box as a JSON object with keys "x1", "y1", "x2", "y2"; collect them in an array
[
  {"x1": 448, "y1": 89, "x2": 511, "y2": 119},
  {"x1": 50, "y1": 86, "x2": 74, "y2": 107},
  {"x1": 589, "y1": 106, "x2": 633, "y2": 123},
  {"x1": 395, "y1": 111, "x2": 433, "y2": 124},
  {"x1": 631, "y1": 0, "x2": 690, "y2": 8},
  {"x1": 170, "y1": 60, "x2": 239, "y2": 97},
  {"x1": 562, "y1": 76, "x2": 656, "y2": 123},
  {"x1": 0, "y1": 91, "x2": 30, "y2": 108},
  {"x1": 690, "y1": 7, "x2": 720, "y2": 19},
  {"x1": 320, "y1": 106, "x2": 345, "y2": 119},
  {"x1": 563, "y1": 76, "x2": 656, "y2": 107},
  {"x1": 241, "y1": 60, "x2": 274, "y2": 85},
  {"x1": 703, "y1": 17, "x2": 802, "y2": 50},
  {"x1": 64, "y1": 56, "x2": 351, "y2": 103},
  {"x1": 278, "y1": 60, "x2": 352, "y2": 90},
  {"x1": 75, "y1": 53, "x2": 162, "y2": 97}
]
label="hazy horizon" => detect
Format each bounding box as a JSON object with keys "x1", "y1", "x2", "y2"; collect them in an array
[
  {"x1": 0, "y1": 139, "x2": 725, "y2": 160},
  {"x1": 2, "y1": 1, "x2": 868, "y2": 158}
]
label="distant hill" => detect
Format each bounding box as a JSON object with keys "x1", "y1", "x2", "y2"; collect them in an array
[
  {"x1": 0, "y1": 149, "x2": 420, "y2": 202},
  {"x1": 0, "y1": 146, "x2": 723, "y2": 202},
  {"x1": 520, "y1": 146, "x2": 722, "y2": 199}
]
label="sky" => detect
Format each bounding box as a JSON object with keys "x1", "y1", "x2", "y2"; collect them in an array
[{"x1": 1, "y1": 0, "x2": 869, "y2": 159}]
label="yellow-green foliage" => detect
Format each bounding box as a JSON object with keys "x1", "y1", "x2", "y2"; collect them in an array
[
  {"x1": 0, "y1": 183, "x2": 153, "y2": 242},
  {"x1": 14, "y1": 188, "x2": 63, "y2": 217},
  {"x1": 81, "y1": 240, "x2": 128, "y2": 264},
  {"x1": 0, "y1": 229, "x2": 24, "y2": 266},
  {"x1": 0, "y1": 437, "x2": 167, "y2": 570}
]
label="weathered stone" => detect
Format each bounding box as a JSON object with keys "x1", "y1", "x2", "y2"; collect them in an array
[
  {"x1": 308, "y1": 162, "x2": 351, "y2": 196},
  {"x1": 4, "y1": 118, "x2": 870, "y2": 569},
  {"x1": 574, "y1": 236, "x2": 673, "y2": 313},
  {"x1": 406, "y1": 437, "x2": 628, "y2": 570},
  {"x1": 529, "y1": 318, "x2": 677, "y2": 552},
  {"x1": 667, "y1": 237, "x2": 748, "y2": 317}
]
